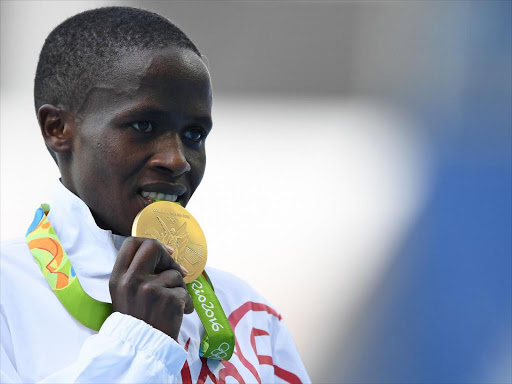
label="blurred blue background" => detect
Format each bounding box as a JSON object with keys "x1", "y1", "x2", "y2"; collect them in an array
[{"x1": 325, "y1": 2, "x2": 512, "y2": 382}]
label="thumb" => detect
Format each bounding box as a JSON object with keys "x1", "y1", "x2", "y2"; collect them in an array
[{"x1": 155, "y1": 244, "x2": 188, "y2": 278}]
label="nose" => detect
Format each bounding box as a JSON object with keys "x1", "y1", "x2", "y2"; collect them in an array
[{"x1": 148, "y1": 134, "x2": 191, "y2": 177}]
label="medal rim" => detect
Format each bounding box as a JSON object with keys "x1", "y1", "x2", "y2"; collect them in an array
[{"x1": 131, "y1": 201, "x2": 207, "y2": 283}]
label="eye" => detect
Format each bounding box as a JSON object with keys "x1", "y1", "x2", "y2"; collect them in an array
[
  {"x1": 131, "y1": 121, "x2": 153, "y2": 132},
  {"x1": 184, "y1": 128, "x2": 206, "y2": 142}
]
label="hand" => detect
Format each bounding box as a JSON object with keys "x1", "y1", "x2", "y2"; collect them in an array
[{"x1": 109, "y1": 237, "x2": 194, "y2": 341}]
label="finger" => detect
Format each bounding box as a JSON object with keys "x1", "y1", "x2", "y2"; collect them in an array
[
  {"x1": 112, "y1": 237, "x2": 143, "y2": 276},
  {"x1": 184, "y1": 292, "x2": 194, "y2": 314},
  {"x1": 179, "y1": 264, "x2": 189, "y2": 278},
  {"x1": 128, "y1": 238, "x2": 170, "y2": 275},
  {"x1": 153, "y1": 269, "x2": 186, "y2": 289},
  {"x1": 162, "y1": 286, "x2": 194, "y2": 315},
  {"x1": 158, "y1": 245, "x2": 188, "y2": 277},
  {"x1": 152, "y1": 272, "x2": 193, "y2": 314},
  {"x1": 128, "y1": 239, "x2": 183, "y2": 276},
  {"x1": 157, "y1": 244, "x2": 188, "y2": 277}
]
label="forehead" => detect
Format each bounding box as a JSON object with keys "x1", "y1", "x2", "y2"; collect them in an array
[{"x1": 77, "y1": 47, "x2": 212, "y2": 120}]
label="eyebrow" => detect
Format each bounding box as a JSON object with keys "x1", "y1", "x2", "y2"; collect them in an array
[
  {"x1": 113, "y1": 106, "x2": 167, "y2": 121},
  {"x1": 113, "y1": 105, "x2": 212, "y2": 129},
  {"x1": 190, "y1": 116, "x2": 213, "y2": 131}
]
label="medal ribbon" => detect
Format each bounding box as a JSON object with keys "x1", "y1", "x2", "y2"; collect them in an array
[
  {"x1": 187, "y1": 273, "x2": 235, "y2": 360},
  {"x1": 25, "y1": 204, "x2": 112, "y2": 331},
  {"x1": 25, "y1": 204, "x2": 234, "y2": 360}
]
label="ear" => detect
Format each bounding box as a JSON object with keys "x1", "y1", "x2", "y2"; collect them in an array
[{"x1": 38, "y1": 104, "x2": 74, "y2": 154}]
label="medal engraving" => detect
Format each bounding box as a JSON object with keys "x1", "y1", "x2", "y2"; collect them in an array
[{"x1": 132, "y1": 201, "x2": 207, "y2": 283}]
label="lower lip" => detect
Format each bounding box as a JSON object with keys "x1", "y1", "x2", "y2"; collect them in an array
[
  {"x1": 138, "y1": 193, "x2": 153, "y2": 207},
  {"x1": 138, "y1": 193, "x2": 184, "y2": 206}
]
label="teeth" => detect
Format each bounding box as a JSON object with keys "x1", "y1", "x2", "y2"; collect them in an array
[{"x1": 141, "y1": 191, "x2": 178, "y2": 202}]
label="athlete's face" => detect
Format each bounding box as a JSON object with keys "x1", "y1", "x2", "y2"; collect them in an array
[{"x1": 63, "y1": 48, "x2": 212, "y2": 235}]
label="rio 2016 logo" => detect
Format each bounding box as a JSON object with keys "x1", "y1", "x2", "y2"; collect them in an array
[
  {"x1": 190, "y1": 280, "x2": 224, "y2": 332},
  {"x1": 207, "y1": 342, "x2": 231, "y2": 360}
]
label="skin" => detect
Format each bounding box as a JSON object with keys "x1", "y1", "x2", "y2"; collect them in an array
[{"x1": 38, "y1": 47, "x2": 212, "y2": 340}]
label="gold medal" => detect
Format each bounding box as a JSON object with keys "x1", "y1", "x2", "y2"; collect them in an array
[{"x1": 131, "y1": 201, "x2": 207, "y2": 283}]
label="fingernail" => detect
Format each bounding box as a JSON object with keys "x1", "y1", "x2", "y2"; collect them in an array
[
  {"x1": 180, "y1": 265, "x2": 189, "y2": 276},
  {"x1": 165, "y1": 245, "x2": 174, "y2": 253}
]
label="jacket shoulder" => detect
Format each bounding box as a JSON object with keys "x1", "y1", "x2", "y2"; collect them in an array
[
  {"x1": 1, "y1": 238, "x2": 44, "y2": 293},
  {"x1": 205, "y1": 267, "x2": 279, "y2": 317}
]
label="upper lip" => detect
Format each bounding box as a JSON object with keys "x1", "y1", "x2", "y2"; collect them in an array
[{"x1": 139, "y1": 182, "x2": 187, "y2": 197}]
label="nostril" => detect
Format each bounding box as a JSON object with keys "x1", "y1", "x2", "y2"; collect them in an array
[
  {"x1": 149, "y1": 154, "x2": 191, "y2": 176},
  {"x1": 148, "y1": 135, "x2": 191, "y2": 176}
]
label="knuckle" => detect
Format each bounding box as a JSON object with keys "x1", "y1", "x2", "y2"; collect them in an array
[
  {"x1": 176, "y1": 287, "x2": 190, "y2": 304},
  {"x1": 164, "y1": 287, "x2": 187, "y2": 306},
  {"x1": 140, "y1": 282, "x2": 159, "y2": 297},
  {"x1": 120, "y1": 275, "x2": 140, "y2": 294},
  {"x1": 145, "y1": 238, "x2": 161, "y2": 249},
  {"x1": 171, "y1": 269, "x2": 183, "y2": 280},
  {"x1": 125, "y1": 236, "x2": 141, "y2": 246},
  {"x1": 162, "y1": 269, "x2": 182, "y2": 285}
]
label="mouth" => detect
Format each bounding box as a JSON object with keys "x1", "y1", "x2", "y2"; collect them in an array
[{"x1": 138, "y1": 183, "x2": 187, "y2": 205}]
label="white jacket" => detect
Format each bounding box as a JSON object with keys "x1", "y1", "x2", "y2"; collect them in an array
[{"x1": 0, "y1": 182, "x2": 309, "y2": 383}]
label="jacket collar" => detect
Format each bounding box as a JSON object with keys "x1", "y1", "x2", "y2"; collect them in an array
[{"x1": 47, "y1": 181, "x2": 124, "y2": 303}]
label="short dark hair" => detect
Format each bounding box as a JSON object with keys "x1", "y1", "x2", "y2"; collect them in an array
[{"x1": 34, "y1": 6, "x2": 202, "y2": 161}]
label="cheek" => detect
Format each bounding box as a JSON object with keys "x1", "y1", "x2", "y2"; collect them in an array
[
  {"x1": 189, "y1": 151, "x2": 206, "y2": 185},
  {"x1": 88, "y1": 142, "x2": 122, "y2": 175},
  {"x1": 77, "y1": 135, "x2": 140, "y2": 185}
]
